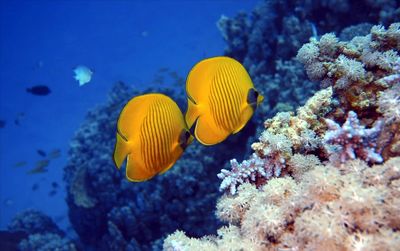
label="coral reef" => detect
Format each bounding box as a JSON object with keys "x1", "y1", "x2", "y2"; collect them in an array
[
  {"x1": 18, "y1": 233, "x2": 76, "y2": 251},
  {"x1": 297, "y1": 23, "x2": 400, "y2": 160},
  {"x1": 219, "y1": 0, "x2": 399, "y2": 73},
  {"x1": 378, "y1": 83, "x2": 400, "y2": 123},
  {"x1": 218, "y1": 0, "x2": 399, "y2": 119},
  {"x1": 165, "y1": 158, "x2": 400, "y2": 250},
  {"x1": 164, "y1": 23, "x2": 400, "y2": 250},
  {"x1": 218, "y1": 87, "x2": 332, "y2": 194},
  {"x1": 8, "y1": 209, "x2": 63, "y2": 235}
]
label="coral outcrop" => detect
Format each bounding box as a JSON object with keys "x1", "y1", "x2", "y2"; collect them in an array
[
  {"x1": 164, "y1": 23, "x2": 400, "y2": 251},
  {"x1": 8, "y1": 209, "x2": 76, "y2": 251},
  {"x1": 218, "y1": 0, "x2": 399, "y2": 119},
  {"x1": 165, "y1": 158, "x2": 400, "y2": 250}
]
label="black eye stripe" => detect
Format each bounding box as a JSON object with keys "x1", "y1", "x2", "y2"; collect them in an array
[{"x1": 247, "y1": 88, "x2": 259, "y2": 105}]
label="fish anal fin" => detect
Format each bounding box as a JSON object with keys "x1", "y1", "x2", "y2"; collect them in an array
[
  {"x1": 158, "y1": 161, "x2": 175, "y2": 175},
  {"x1": 195, "y1": 114, "x2": 230, "y2": 145},
  {"x1": 125, "y1": 154, "x2": 155, "y2": 182}
]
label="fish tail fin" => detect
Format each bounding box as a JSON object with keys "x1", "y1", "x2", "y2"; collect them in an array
[
  {"x1": 113, "y1": 132, "x2": 130, "y2": 169},
  {"x1": 185, "y1": 98, "x2": 199, "y2": 129}
]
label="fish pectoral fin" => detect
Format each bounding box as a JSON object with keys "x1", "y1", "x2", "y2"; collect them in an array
[
  {"x1": 233, "y1": 105, "x2": 254, "y2": 134},
  {"x1": 113, "y1": 131, "x2": 130, "y2": 169},
  {"x1": 195, "y1": 114, "x2": 230, "y2": 145},
  {"x1": 125, "y1": 154, "x2": 155, "y2": 182}
]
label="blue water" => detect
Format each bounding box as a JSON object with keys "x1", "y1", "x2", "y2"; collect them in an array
[{"x1": 0, "y1": 0, "x2": 258, "y2": 232}]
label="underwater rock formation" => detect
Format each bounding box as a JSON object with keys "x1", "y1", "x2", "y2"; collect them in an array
[
  {"x1": 8, "y1": 209, "x2": 76, "y2": 251},
  {"x1": 164, "y1": 23, "x2": 400, "y2": 250},
  {"x1": 9, "y1": 209, "x2": 63, "y2": 235}
]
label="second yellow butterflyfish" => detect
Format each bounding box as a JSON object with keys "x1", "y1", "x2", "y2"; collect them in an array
[
  {"x1": 113, "y1": 93, "x2": 193, "y2": 182},
  {"x1": 185, "y1": 56, "x2": 264, "y2": 145}
]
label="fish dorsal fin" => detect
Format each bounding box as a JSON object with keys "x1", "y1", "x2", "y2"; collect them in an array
[
  {"x1": 185, "y1": 57, "x2": 222, "y2": 128},
  {"x1": 194, "y1": 112, "x2": 230, "y2": 145},
  {"x1": 117, "y1": 96, "x2": 149, "y2": 141},
  {"x1": 186, "y1": 57, "x2": 220, "y2": 104}
]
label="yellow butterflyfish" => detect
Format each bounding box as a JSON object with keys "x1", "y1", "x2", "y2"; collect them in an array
[
  {"x1": 185, "y1": 56, "x2": 264, "y2": 145},
  {"x1": 113, "y1": 94, "x2": 193, "y2": 182}
]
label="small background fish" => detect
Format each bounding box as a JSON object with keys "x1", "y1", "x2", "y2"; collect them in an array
[
  {"x1": 26, "y1": 85, "x2": 51, "y2": 96},
  {"x1": 73, "y1": 65, "x2": 93, "y2": 86}
]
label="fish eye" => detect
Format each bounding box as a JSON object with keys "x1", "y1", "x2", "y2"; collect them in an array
[{"x1": 253, "y1": 90, "x2": 259, "y2": 99}]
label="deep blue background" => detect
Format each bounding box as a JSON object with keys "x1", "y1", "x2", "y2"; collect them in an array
[{"x1": 0, "y1": 0, "x2": 258, "y2": 232}]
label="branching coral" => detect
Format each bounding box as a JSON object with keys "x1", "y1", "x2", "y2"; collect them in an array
[
  {"x1": 324, "y1": 111, "x2": 384, "y2": 164},
  {"x1": 218, "y1": 155, "x2": 271, "y2": 195},
  {"x1": 217, "y1": 87, "x2": 332, "y2": 194},
  {"x1": 218, "y1": 130, "x2": 294, "y2": 195}
]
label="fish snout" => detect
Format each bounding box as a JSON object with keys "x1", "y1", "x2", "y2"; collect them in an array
[{"x1": 257, "y1": 93, "x2": 264, "y2": 104}]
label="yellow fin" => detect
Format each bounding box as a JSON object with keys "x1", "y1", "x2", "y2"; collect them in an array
[
  {"x1": 113, "y1": 131, "x2": 130, "y2": 169},
  {"x1": 185, "y1": 98, "x2": 200, "y2": 129},
  {"x1": 186, "y1": 57, "x2": 219, "y2": 104},
  {"x1": 194, "y1": 114, "x2": 230, "y2": 145},
  {"x1": 125, "y1": 154, "x2": 155, "y2": 182},
  {"x1": 158, "y1": 161, "x2": 175, "y2": 175}
]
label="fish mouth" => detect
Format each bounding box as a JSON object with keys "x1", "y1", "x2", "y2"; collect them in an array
[{"x1": 258, "y1": 94, "x2": 264, "y2": 103}]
